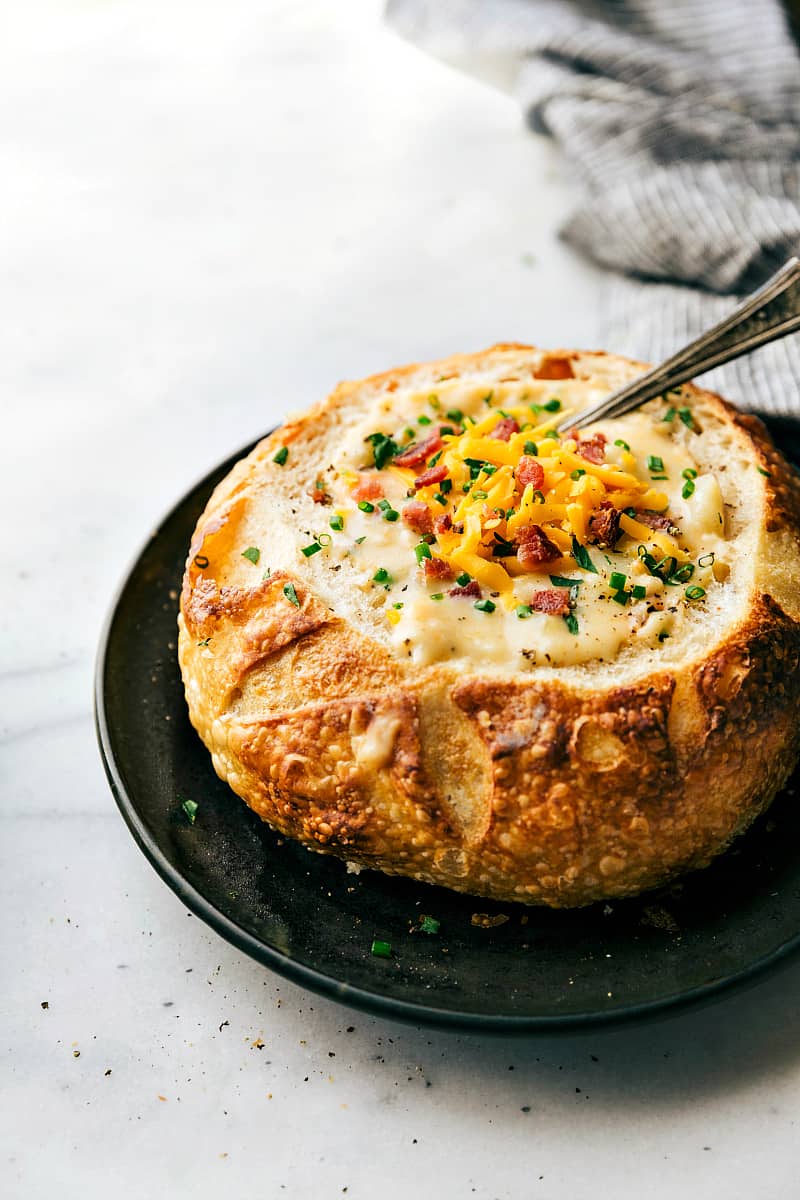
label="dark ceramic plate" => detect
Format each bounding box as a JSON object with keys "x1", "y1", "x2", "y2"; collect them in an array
[{"x1": 95, "y1": 419, "x2": 800, "y2": 1033}]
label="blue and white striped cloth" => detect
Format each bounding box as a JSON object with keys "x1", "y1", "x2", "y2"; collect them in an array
[{"x1": 387, "y1": 0, "x2": 800, "y2": 416}]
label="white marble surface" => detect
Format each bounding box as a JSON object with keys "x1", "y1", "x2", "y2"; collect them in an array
[{"x1": 3, "y1": 2, "x2": 800, "y2": 1196}]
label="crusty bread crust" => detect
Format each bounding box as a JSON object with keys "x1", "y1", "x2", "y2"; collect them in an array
[{"x1": 178, "y1": 346, "x2": 800, "y2": 907}]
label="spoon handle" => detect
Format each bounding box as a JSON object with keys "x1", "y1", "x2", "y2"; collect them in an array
[{"x1": 558, "y1": 257, "x2": 800, "y2": 433}]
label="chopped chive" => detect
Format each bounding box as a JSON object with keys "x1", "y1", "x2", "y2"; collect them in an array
[
  {"x1": 647, "y1": 455, "x2": 664, "y2": 472},
  {"x1": 543, "y1": 429, "x2": 560, "y2": 439},
  {"x1": 698, "y1": 552, "x2": 715, "y2": 567},
  {"x1": 533, "y1": 489, "x2": 545, "y2": 503},
  {"x1": 658, "y1": 630, "x2": 671, "y2": 642},
  {"x1": 614, "y1": 438, "x2": 630, "y2": 451},
  {"x1": 372, "y1": 568, "x2": 391, "y2": 584},
  {"x1": 757, "y1": 466, "x2": 772, "y2": 477},
  {"x1": 242, "y1": 546, "x2": 260, "y2": 565},
  {"x1": 283, "y1": 582, "x2": 300, "y2": 607},
  {"x1": 430, "y1": 592, "x2": 444, "y2": 601},
  {"x1": 354, "y1": 536, "x2": 366, "y2": 545},
  {"x1": 414, "y1": 543, "x2": 432, "y2": 564},
  {"x1": 505, "y1": 508, "x2": 516, "y2": 520},
  {"x1": 670, "y1": 563, "x2": 694, "y2": 584},
  {"x1": 384, "y1": 508, "x2": 400, "y2": 522},
  {"x1": 482, "y1": 391, "x2": 494, "y2": 406},
  {"x1": 427, "y1": 450, "x2": 443, "y2": 467},
  {"x1": 570, "y1": 468, "x2": 586, "y2": 480},
  {"x1": 685, "y1": 585, "x2": 706, "y2": 601},
  {"x1": 419, "y1": 915, "x2": 440, "y2": 935},
  {"x1": 196, "y1": 636, "x2": 211, "y2": 647},
  {"x1": 611, "y1": 589, "x2": 629, "y2": 606},
  {"x1": 428, "y1": 393, "x2": 440, "y2": 409},
  {"x1": 472, "y1": 490, "x2": 488, "y2": 500},
  {"x1": 631, "y1": 584, "x2": 647, "y2": 599},
  {"x1": 681, "y1": 478, "x2": 696, "y2": 499},
  {"x1": 474, "y1": 598, "x2": 496, "y2": 613},
  {"x1": 571, "y1": 536, "x2": 598, "y2": 574},
  {"x1": 609, "y1": 571, "x2": 627, "y2": 591},
  {"x1": 377, "y1": 498, "x2": 392, "y2": 510},
  {"x1": 456, "y1": 572, "x2": 471, "y2": 586},
  {"x1": 524, "y1": 441, "x2": 538, "y2": 455},
  {"x1": 358, "y1": 500, "x2": 375, "y2": 513},
  {"x1": 462, "y1": 483, "x2": 472, "y2": 493},
  {"x1": 563, "y1": 613, "x2": 579, "y2": 635},
  {"x1": 181, "y1": 798, "x2": 198, "y2": 824},
  {"x1": 318, "y1": 533, "x2": 332, "y2": 547},
  {"x1": 392, "y1": 602, "x2": 403, "y2": 610},
  {"x1": 371, "y1": 939, "x2": 392, "y2": 958},
  {"x1": 446, "y1": 408, "x2": 463, "y2": 423},
  {"x1": 678, "y1": 407, "x2": 694, "y2": 429},
  {"x1": 549, "y1": 575, "x2": 581, "y2": 589},
  {"x1": 365, "y1": 432, "x2": 400, "y2": 469},
  {"x1": 301, "y1": 542, "x2": 322, "y2": 557},
  {"x1": 663, "y1": 407, "x2": 676, "y2": 422},
  {"x1": 651, "y1": 475, "x2": 668, "y2": 480},
  {"x1": 272, "y1": 446, "x2": 289, "y2": 466},
  {"x1": 418, "y1": 414, "x2": 432, "y2": 426},
  {"x1": 433, "y1": 493, "x2": 448, "y2": 506},
  {"x1": 515, "y1": 604, "x2": 532, "y2": 619},
  {"x1": 682, "y1": 467, "x2": 698, "y2": 480},
  {"x1": 544, "y1": 398, "x2": 561, "y2": 412},
  {"x1": 440, "y1": 478, "x2": 453, "y2": 495},
  {"x1": 329, "y1": 514, "x2": 344, "y2": 531}
]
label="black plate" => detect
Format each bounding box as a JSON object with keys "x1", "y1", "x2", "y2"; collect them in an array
[{"x1": 95, "y1": 421, "x2": 800, "y2": 1033}]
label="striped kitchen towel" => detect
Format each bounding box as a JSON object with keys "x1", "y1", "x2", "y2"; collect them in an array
[{"x1": 387, "y1": 0, "x2": 800, "y2": 416}]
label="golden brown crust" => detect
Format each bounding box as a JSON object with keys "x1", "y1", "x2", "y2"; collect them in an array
[{"x1": 178, "y1": 345, "x2": 800, "y2": 907}]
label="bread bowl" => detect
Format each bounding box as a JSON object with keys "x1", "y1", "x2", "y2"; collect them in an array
[{"x1": 178, "y1": 345, "x2": 800, "y2": 908}]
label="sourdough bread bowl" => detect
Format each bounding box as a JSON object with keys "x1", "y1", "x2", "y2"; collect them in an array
[{"x1": 178, "y1": 345, "x2": 800, "y2": 908}]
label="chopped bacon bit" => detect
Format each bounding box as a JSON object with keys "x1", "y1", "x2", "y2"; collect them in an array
[
  {"x1": 634, "y1": 508, "x2": 678, "y2": 534},
  {"x1": 491, "y1": 417, "x2": 520, "y2": 441},
  {"x1": 533, "y1": 356, "x2": 574, "y2": 380},
  {"x1": 448, "y1": 580, "x2": 481, "y2": 599},
  {"x1": 530, "y1": 588, "x2": 572, "y2": 616},
  {"x1": 516, "y1": 524, "x2": 561, "y2": 568},
  {"x1": 401, "y1": 501, "x2": 433, "y2": 535},
  {"x1": 352, "y1": 474, "x2": 384, "y2": 502},
  {"x1": 414, "y1": 464, "x2": 449, "y2": 490},
  {"x1": 308, "y1": 481, "x2": 331, "y2": 505},
  {"x1": 516, "y1": 456, "x2": 545, "y2": 491},
  {"x1": 433, "y1": 513, "x2": 453, "y2": 535},
  {"x1": 576, "y1": 432, "x2": 607, "y2": 464},
  {"x1": 393, "y1": 433, "x2": 444, "y2": 468},
  {"x1": 424, "y1": 557, "x2": 454, "y2": 582},
  {"x1": 586, "y1": 500, "x2": 621, "y2": 547}
]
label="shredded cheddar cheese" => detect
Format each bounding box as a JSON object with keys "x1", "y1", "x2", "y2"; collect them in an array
[
  {"x1": 349, "y1": 403, "x2": 685, "y2": 590},
  {"x1": 321, "y1": 383, "x2": 726, "y2": 669}
]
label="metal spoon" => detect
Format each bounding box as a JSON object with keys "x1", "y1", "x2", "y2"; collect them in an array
[{"x1": 557, "y1": 256, "x2": 800, "y2": 433}]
